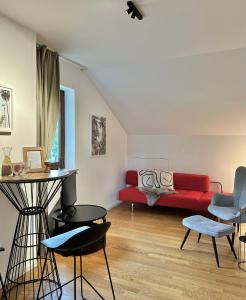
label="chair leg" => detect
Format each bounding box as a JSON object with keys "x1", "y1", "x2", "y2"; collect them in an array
[
  {"x1": 197, "y1": 233, "x2": 202, "y2": 243},
  {"x1": 211, "y1": 237, "x2": 220, "y2": 267},
  {"x1": 51, "y1": 249, "x2": 62, "y2": 298},
  {"x1": 131, "y1": 203, "x2": 134, "y2": 214},
  {"x1": 232, "y1": 223, "x2": 236, "y2": 246},
  {"x1": 80, "y1": 255, "x2": 83, "y2": 298},
  {"x1": 180, "y1": 229, "x2": 191, "y2": 250},
  {"x1": 232, "y1": 233, "x2": 235, "y2": 246},
  {"x1": 80, "y1": 254, "x2": 87, "y2": 300},
  {"x1": 103, "y1": 247, "x2": 116, "y2": 300},
  {"x1": 226, "y1": 235, "x2": 237, "y2": 259},
  {"x1": 37, "y1": 251, "x2": 49, "y2": 299},
  {"x1": 0, "y1": 273, "x2": 6, "y2": 300},
  {"x1": 74, "y1": 256, "x2": 77, "y2": 300}
]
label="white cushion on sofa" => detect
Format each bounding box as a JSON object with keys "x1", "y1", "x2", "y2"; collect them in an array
[
  {"x1": 138, "y1": 169, "x2": 174, "y2": 192},
  {"x1": 138, "y1": 169, "x2": 154, "y2": 189},
  {"x1": 153, "y1": 170, "x2": 174, "y2": 191}
]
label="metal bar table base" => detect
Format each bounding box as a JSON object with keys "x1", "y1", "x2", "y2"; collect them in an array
[{"x1": 0, "y1": 170, "x2": 75, "y2": 300}]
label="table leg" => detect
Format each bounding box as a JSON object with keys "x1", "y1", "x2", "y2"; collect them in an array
[
  {"x1": 0, "y1": 174, "x2": 68, "y2": 299},
  {"x1": 4, "y1": 209, "x2": 62, "y2": 300}
]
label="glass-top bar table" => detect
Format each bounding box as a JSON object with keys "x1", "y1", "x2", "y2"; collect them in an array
[{"x1": 0, "y1": 169, "x2": 76, "y2": 300}]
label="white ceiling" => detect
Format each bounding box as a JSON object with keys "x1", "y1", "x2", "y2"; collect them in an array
[{"x1": 1, "y1": 0, "x2": 246, "y2": 134}]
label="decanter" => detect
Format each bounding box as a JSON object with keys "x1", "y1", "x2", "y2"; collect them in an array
[{"x1": 1, "y1": 147, "x2": 12, "y2": 176}]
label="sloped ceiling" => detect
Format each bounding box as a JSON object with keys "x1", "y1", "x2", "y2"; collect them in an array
[{"x1": 1, "y1": 0, "x2": 246, "y2": 134}]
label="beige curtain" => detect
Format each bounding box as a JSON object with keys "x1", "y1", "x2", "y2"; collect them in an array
[{"x1": 36, "y1": 45, "x2": 60, "y2": 160}]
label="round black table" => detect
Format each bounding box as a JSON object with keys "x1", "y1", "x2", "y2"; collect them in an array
[
  {"x1": 0, "y1": 169, "x2": 76, "y2": 300},
  {"x1": 53, "y1": 204, "x2": 107, "y2": 224},
  {"x1": 52, "y1": 205, "x2": 107, "y2": 254}
]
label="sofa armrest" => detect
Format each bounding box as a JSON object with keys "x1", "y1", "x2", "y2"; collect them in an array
[
  {"x1": 210, "y1": 181, "x2": 223, "y2": 193},
  {"x1": 211, "y1": 193, "x2": 234, "y2": 207}
]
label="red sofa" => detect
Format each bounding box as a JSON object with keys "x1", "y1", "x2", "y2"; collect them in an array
[{"x1": 118, "y1": 170, "x2": 216, "y2": 212}]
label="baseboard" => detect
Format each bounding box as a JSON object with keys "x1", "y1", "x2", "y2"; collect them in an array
[{"x1": 106, "y1": 200, "x2": 122, "y2": 211}]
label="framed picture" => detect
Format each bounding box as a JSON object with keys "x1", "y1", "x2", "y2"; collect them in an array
[
  {"x1": 23, "y1": 147, "x2": 46, "y2": 173},
  {"x1": 0, "y1": 86, "x2": 12, "y2": 133},
  {"x1": 90, "y1": 114, "x2": 106, "y2": 156}
]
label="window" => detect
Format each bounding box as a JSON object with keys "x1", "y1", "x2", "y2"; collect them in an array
[
  {"x1": 49, "y1": 90, "x2": 65, "y2": 168},
  {"x1": 49, "y1": 121, "x2": 60, "y2": 163}
]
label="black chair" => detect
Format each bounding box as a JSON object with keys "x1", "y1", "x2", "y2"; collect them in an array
[
  {"x1": 49, "y1": 171, "x2": 77, "y2": 234},
  {"x1": 0, "y1": 247, "x2": 7, "y2": 300},
  {"x1": 37, "y1": 222, "x2": 115, "y2": 300}
]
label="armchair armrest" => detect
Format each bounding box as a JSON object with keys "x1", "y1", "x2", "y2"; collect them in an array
[{"x1": 211, "y1": 193, "x2": 234, "y2": 207}]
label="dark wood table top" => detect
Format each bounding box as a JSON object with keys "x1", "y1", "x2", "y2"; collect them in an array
[
  {"x1": 52, "y1": 204, "x2": 107, "y2": 224},
  {"x1": 0, "y1": 169, "x2": 76, "y2": 183}
]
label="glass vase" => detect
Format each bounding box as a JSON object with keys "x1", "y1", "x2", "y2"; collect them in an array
[{"x1": 2, "y1": 147, "x2": 12, "y2": 176}]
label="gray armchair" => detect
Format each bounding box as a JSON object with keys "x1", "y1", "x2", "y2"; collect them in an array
[{"x1": 208, "y1": 166, "x2": 246, "y2": 224}]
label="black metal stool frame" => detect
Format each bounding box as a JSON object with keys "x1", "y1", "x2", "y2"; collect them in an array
[
  {"x1": 0, "y1": 273, "x2": 6, "y2": 300},
  {"x1": 37, "y1": 223, "x2": 116, "y2": 300},
  {"x1": 0, "y1": 172, "x2": 75, "y2": 300},
  {"x1": 0, "y1": 247, "x2": 7, "y2": 300}
]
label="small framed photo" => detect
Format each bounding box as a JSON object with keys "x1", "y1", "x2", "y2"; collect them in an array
[
  {"x1": 90, "y1": 114, "x2": 106, "y2": 157},
  {"x1": 0, "y1": 86, "x2": 13, "y2": 133},
  {"x1": 23, "y1": 147, "x2": 46, "y2": 173}
]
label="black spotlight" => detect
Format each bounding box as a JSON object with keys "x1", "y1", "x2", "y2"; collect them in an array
[
  {"x1": 126, "y1": 1, "x2": 143, "y2": 20},
  {"x1": 126, "y1": 6, "x2": 133, "y2": 15}
]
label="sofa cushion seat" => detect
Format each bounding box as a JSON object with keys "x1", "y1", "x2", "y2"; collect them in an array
[
  {"x1": 156, "y1": 189, "x2": 204, "y2": 211},
  {"x1": 118, "y1": 186, "x2": 212, "y2": 212},
  {"x1": 198, "y1": 192, "x2": 215, "y2": 211},
  {"x1": 119, "y1": 186, "x2": 146, "y2": 203}
]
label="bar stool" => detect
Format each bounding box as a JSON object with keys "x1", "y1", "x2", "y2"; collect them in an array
[
  {"x1": 37, "y1": 222, "x2": 115, "y2": 300},
  {"x1": 0, "y1": 246, "x2": 7, "y2": 300}
]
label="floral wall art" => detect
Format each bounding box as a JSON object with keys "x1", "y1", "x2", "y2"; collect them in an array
[
  {"x1": 0, "y1": 86, "x2": 12, "y2": 133},
  {"x1": 90, "y1": 114, "x2": 106, "y2": 156}
]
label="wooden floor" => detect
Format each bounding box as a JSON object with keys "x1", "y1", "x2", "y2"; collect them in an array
[
  {"x1": 55, "y1": 203, "x2": 246, "y2": 300},
  {"x1": 5, "y1": 203, "x2": 246, "y2": 299}
]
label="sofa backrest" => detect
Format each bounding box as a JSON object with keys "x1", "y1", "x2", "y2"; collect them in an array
[
  {"x1": 125, "y1": 170, "x2": 210, "y2": 192},
  {"x1": 173, "y1": 173, "x2": 210, "y2": 192},
  {"x1": 126, "y1": 170, "x2": 138, "y2": 186}
]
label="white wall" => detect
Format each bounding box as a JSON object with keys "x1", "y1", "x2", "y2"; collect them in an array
[
  {"x1": 128, "y1": 135, "x2": 246, "y2": 192},
  {"x1": 0, "y1": 16, "x2": 36, "y2": 275},
  {"x1": 60, "y1": 60, "x2": 127, "y2": 209},
  {"x1": 0, "y1": 16, "x2": 127, "y2": 279}
]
